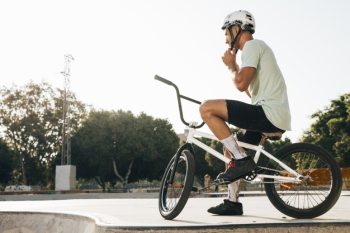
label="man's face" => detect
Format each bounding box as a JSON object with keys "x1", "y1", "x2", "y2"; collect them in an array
[
  {"x1": 225, "y1": 28, "x2": 231, "y2": 46},
  {"x1": 225, "y1": 26, "x2": 239, "y2": 49}
]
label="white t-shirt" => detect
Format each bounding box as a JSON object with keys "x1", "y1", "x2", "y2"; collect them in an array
[{"x1": 241, "y1": 39, "x2": 291, "y2": 131}]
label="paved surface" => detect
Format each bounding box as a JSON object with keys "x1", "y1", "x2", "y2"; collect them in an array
[
  {"x1": 0, "y1": 192, "x2": 159, "y2": 201},
  {"x1": 0, "y1": 192, "x2": 350, "y2": 232},
  {"x1": 0, "y1": 191, "x2": 268, "y2": 202}
]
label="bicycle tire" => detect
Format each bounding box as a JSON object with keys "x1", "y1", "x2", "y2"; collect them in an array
[
  {"x1": 158, "y1": 149, "x2": 195, "y2": 220},
  {"x1": 264, "y1": 143, "x2": 342, "y2": 219}
]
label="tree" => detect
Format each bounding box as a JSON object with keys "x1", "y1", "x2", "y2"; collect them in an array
[
  {"x1": 302, "y1": 93, "x2": 350, "y2": 167},
  {"x1": 72, "y1": 110, "x2": 179, "y2": 192},
  {"x1": 127, "y1": 113, "x2": 180, "y2": 183},
  {"x1": 0, "y1": 139, "x2": 13, "y2": 187},
  {"x1": 0, "y1": 81, "x2": 87, "y2": 186}
]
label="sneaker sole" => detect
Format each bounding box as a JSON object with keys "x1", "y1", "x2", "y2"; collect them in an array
[{"x1": 215, "y1": 165, "x2": 257, "y2": 184}]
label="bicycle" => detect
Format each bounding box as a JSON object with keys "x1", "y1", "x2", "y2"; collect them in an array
[{"x1": 154, "y1": 75, "x2": 342, "y2": 220}]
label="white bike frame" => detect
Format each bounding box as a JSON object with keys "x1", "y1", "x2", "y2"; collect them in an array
[{"x1": 185, "y1": 127, "x2": 304, "y2": 183}]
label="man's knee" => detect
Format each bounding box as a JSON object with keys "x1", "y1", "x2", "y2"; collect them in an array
[
  {"x1": 200, "y1": 99, "x2": 227, "y2": 121},
  {"x1": 199, "y1": 100, "x2": 213, "y2": 120}
]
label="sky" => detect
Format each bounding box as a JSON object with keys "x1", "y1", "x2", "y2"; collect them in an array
[{"x1": 1, "y1": 0, "x2": 350, "y2": 143}]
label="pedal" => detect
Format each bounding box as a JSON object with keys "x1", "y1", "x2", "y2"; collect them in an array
[
  {"x1": 243, "y1": 168, "x2": 258, "y2": 182},
  {"x1": 191, "y1": 186, "x2": 198, "y2": 192}
]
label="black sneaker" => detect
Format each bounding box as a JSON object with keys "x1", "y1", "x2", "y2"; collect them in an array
[
  {"x1": 215, "y1": 156, "x2": 257, "y2": 184},
  {"x1": 207, "y1": 199, "x2": 243, "y2": 215}
]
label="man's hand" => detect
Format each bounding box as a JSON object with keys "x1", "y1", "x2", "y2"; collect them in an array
[
  {"x1": 222, "y1": 48, "x2": 255, "y2": 93},
  {"x1": 222, "y1": 48, "x2": 238, "y2": 71}
]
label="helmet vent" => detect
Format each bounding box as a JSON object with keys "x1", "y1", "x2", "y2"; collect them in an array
[{"x1": 234, "y1": 20, "x2": 243, "y2": 25}]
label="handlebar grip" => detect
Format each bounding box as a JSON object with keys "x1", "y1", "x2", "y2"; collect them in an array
[{"x1": 154, "y1": 75, "x2": 173, "y2": 86}]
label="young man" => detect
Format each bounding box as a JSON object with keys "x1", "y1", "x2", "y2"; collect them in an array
[{"x1": 200, "y1": 10, "x2": 291, "y2": 215}]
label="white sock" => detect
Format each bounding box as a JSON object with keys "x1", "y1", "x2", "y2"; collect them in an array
[
  {"x1": 220, "y1": 134, "x2": 247, "y2": 160},
  {"x1": 228, "y1": 180, "x2": 240, "y2": 202}
]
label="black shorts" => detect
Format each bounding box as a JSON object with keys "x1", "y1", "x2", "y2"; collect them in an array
[{"x1": 226, "y1": 100, "x2": 284, "y2": 146}]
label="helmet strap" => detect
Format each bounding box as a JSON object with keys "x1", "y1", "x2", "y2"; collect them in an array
[{"x1": 229, "y1": 26, "x2": 241, "y2": 53}]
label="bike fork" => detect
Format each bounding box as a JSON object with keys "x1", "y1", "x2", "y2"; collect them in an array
[{"x1": 168, "y1": 143, "x2": 194, "y2": 185}]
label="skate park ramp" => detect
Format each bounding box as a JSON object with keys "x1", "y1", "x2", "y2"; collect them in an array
[{"x1": 0, "y1": 193, "x2": 350, "y2": 233}]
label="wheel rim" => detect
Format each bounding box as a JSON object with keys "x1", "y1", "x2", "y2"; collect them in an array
[
  {"x1": 160, "y1": 155, "x2": 188, "y2": 213},
  {"x1": 271, "y1": 151, "x2": 334, "y2": 210}
]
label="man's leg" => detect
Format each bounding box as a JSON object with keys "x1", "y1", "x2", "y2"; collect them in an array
[
  {"x1": 199, "y1": 99, "x2": 231, "y2": 140},
  {"x1": 207, "y1": 147, "x2": 243, "y2": 215},
  {"x1": 228, "y1": 180, "x2": 240, "y2": 202},
  {"x1": 224, "y1": 147, "x2": 241, "y2": 203},
  {"x1": 199, "y1": 100, "x2": 247, "y2": 160},
  {"x1": 200, "y1": 99, "x2": 257, "y2": 183}
]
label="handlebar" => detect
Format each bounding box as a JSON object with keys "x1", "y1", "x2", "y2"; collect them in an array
[
  {"x1": 154, "y1": 75, "x2": 205, "y2": 129},
  {"x1": 154, "y1": 75, "x2": 173, "y2": 86}
]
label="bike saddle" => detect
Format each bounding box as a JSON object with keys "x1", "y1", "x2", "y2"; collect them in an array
[{"x1": 262, "y1": 132, "x2": 282, "y2": 141}]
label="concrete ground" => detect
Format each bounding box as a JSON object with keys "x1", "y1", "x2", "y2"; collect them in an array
[{"x1": 0, "y1": 192, "x2": 349, "y2": 232}]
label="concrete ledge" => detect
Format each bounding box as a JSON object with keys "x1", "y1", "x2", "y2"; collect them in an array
[
  {"x1": 0, "y1": 212, "x2": 95, "y2": 233},
  {"x1": 1, "y1": 211, "x2": 350, "y2": 233}
]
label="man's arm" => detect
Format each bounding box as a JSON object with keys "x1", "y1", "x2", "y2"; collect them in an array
[
  {"x1": 222, "y1": 48, "x2": 256, "y2": 93},
  {"x1": 227, "y1": 65, "x2": 255, "y2": 92},
  {"x1": 231, "y1": 62, "x2": 252, "y2": 99}
]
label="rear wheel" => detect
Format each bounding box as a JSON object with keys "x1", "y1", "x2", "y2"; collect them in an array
[
  {"x1": 264, "y1": 143, "x2": 342, "y2": 219},
  {"x1": 158, "y1": 149, "x2": 195, "y2": 220}
]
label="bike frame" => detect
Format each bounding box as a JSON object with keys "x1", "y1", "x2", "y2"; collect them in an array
[{"x1": 186, "y1": 127, "x2": 303, "y2": 183}]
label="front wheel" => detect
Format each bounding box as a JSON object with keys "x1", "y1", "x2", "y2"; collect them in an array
[
  {"x1": 158, "y1": 149, "x2": 195, "y2": 220},
  {"x1": 264, "y1": 143, "x2": 342, "y2": 219}
]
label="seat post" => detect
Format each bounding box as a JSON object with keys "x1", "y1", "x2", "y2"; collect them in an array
[{"x1": 260, "y1": 136, "x2": 267, "y2": 146}]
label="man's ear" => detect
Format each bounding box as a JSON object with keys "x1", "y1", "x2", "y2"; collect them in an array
[{"x1": 234, "y1": 25, "x2": 239, "y2": 34}]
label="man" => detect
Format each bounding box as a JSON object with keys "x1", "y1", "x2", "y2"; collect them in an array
[{"x1": 199, "y1": 10, "x2": 291, "y2": 215}]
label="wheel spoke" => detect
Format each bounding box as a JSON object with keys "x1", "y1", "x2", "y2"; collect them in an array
[
  {"x1": 271, "y1": 149, "x2": 335, "y2": 210},
  {"x1": 160, "y1": 154, "x2": 191, "y2": 217},
  {"x1": 263, "y1": 143, "x2": 342, "y2": 219}
]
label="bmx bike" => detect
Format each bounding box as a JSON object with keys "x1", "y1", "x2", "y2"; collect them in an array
[{"x1": 154, "y1": 75, "x2": 342, "y2": 220}]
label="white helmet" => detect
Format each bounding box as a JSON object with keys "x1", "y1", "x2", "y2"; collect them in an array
[{"x1": 221, "y1": 10, "x2": 256, "y2": 34}]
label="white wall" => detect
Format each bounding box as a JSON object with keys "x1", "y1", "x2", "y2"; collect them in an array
[{"x1": 55, "y1": 165, "x2": 76, "y2": 191}]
